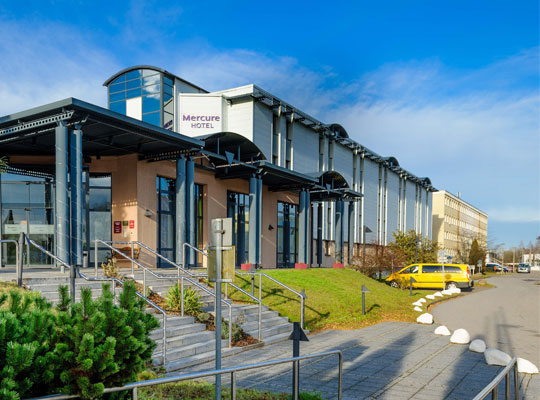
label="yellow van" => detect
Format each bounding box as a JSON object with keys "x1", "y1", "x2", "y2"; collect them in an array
[{"x1": 385, "y1": 263, "x2": 473, "y2": 290}]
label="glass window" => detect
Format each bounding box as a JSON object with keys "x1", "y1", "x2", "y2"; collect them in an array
[
  {"x1": 422, "y1": 265, "x2": 438, "y2": 273},
  {"x1": 143, "y1": 112, "x2": 160, "y2": 126},
  {"x1": 163, "y1": 113, "x2": 173, "y2": 131},
  {"x1": 2, "y1": 183, "x2": 28, "y2": 207},
  {"x1": 109, "y1": 82, "x2": 126, "y2": 93},
  {"x1": 126, "y1": 79, "x2": 141, "y2": 90},
  {"x1": 89, "y1": 188, "x2": 111, "y2": 211},
  {"x1": 90, "y1": 175, "x2": 111, "y2": 187},
  {"x1": 164, "y1": 98, "x2": 174, "y2": 114},
  {"x1": 111, "y1": 74, "x2": 126, "y2": 84},
  {"x1": 126, "y1": 88, "x2": 142, "y2": 99},
  {"x1": 163, "y1": 84, "x2": 173, "y2": 96},
  {"x1": 143, "y1": 75, "x2": 160, "y2": 87},
  {"x1": 142, "y1": 95, "x2": 161, "y2": 113},
  {"x1": 109, "y1": 91, "x2": 126, "y2": 102},
  {"x1": 110, "y1": 101, "x2": 126, "y2": 114},
  {"x1": 163, "y1": 93, "x2": 173, "y2": 103},
  {"x1": 142, "y1": 69, "x2": 159, "y2": 77},
  {"x1": 143, "y1": 84, "x2": 160, "y2": 95},
  {"x1": 163, "y1": 76, "x2": 173, "y2": 86},
  {"x1": 126, "y1": 69, "x2": 141, "y2": 80}
]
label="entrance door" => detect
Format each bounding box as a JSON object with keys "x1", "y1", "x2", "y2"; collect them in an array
[
  {"x1": 227, "y1": 192, "x2": 249, "y2": 267},
  {"x1": 87, "y1": 174, "x2": 112, "y2": 268},
  {"x1": 0, "y1": 174, "x2": 55, "y2": 267},
  {"x1": 277, "y1": 202, "x2": 298, "y2": 268},
  {"x1": 157, "y1": 177, "x2": 175, "y2": 267}
]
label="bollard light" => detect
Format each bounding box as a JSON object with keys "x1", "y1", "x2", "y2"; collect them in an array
[
  {"x1": 361, "y1": 285, "x2": 370, "y2": 315},
  {"x1": 409, "y1": 277, "x2": 417, "y2": 296},
  {"x1": 289, "y1": 322, "x2": 309, "y2": 400}
]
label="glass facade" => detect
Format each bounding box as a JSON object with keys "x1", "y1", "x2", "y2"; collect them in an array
[
  {"x1": 156, "y1": 177, "x2": 204, "y2": 267},
  {"x1": 276, "y1": 201, "x2": 298, "y2": 268},
  {"x1": 0, "y1": 173, "x2": 55, "y2": 266},
  {"x1": 87, "y1": 174, "x2": 112, "y2": 267},
  {"x1": 107, "y1": 68, "x2": 174, "y2": 130},
  {"x1": 227, "y1": 192, "x2": 249, "y2": 266}
]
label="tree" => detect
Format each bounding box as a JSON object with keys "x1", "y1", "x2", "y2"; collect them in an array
[
  {"x1": 468, "y1": 239, "x2": 486, "y2": 269},
  {"x1": 0, "y1": 156, "x2": 7, "y2": 174},
  {"x1": 388, "y1": 230, "x2": 438, "y2": 265}
]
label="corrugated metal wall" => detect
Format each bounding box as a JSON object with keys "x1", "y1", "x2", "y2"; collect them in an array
[
  {"x1": 226, "y1": 99, "x2": 254, "y2": 141},
  {"x1": 363, "y1": 158, "x2": 379, "y2": 244},
  {"x1": 405, "y1": 180, "x2": 417, "y2": 232},
  {"x1": 252, "y1": 102, "x2": 272, "y2": 159},
  {"x1": 386, "y1": 169, "x2": 400, "y2": 243},
  {"x1": 293, "y1": 123, "x2": 319, "y2": 174},
  {"x1": 333, "y1": 143, "x2": 354, "y2": 187}
]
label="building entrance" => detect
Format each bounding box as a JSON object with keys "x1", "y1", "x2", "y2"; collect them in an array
[
  {"x1": 227, "y1": 192, "x2": 249, "y2": 267},
  {"x1": 0, "y1": 173, "x2": 55, "y2": 266},
  {"x1": 277, "y1": 201, "x2": 298, "y2": 268}
]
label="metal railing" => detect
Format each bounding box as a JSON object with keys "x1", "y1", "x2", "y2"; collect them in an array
[
  {"x1": 472, "y1": 358, "x2": 519, "y2": 400},
  {"x1": 236, "y1": 270, "x2": 306, "y2": 329},
  {"x1": 27, "y1": 349, "x2": 343, "y2": 400},
  {"x1": 97, "y1": 240, "x2": 234, "y2": 348},
  {"x1": 223, "y1": 281, "x2": 262, "y2": 340},
  {"x1": 21, "y1": 234, "x2": 167, "y2": 366},
  {"x1": 0, "y1": 239, "x2": 20, "y2": 282}
]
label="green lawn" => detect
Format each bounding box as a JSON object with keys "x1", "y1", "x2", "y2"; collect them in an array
[{"x1": 223, "y1": 268, "x2": 435, "y2": 332}]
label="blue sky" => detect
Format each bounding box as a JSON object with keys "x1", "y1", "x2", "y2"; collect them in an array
[{"x1": 0, "y1": 0, "x2": 538, "y2": 248}]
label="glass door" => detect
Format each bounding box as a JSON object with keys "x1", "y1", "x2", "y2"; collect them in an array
[
  {"x1": 157, "y1": 176, "x2": 175, "y2": 267},
  {"x1": 277, "y1": 201, "x2": 298, "y2": 268},
  {"x1": 227, "y1": 192, "x2": 249, "y2": 267},
  {"x1": 87, "y1": 174, "x2": 112, "y2": 268}
]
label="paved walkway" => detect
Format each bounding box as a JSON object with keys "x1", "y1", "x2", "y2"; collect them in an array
[{"x1": 182, "y1": 321, "x2": 539, "y2": 399}]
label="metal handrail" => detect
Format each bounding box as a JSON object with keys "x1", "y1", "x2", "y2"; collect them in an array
[
  {"x1": 26, "y1": 349, "x2": 343, "y2": 400},
  {"x1": 236, "y1": 271, "x2": 306, "y2": 328},
  {"x1": 23, "y1": 235, "x2": 167, "y2": 366},
  {"x1": 132, "y1": 240, "x2": 206, "y2": 278},
  {"x1": 472, "y1": 358, "x2": 519, "y2": 400},
  {"x1": 97, "y1": 239, "x2": 234, "y2": 348},
  {"x1": 224, "y1": 281, "x2": 262, "y2": 340},
  {"x1": 183, "y1": 242, "x2": 208, "y2": 269}
]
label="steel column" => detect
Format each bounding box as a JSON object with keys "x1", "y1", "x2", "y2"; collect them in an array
[
  {"x1": 304, "y1": 191, "x2": 310, "y2": 264},
  {"x1": 316, "y1": 202, "x2": 323, "y2": 266},
  {"x1": 335, "y1": 199, "x2": 344, "y2": 263},
  {"x1": 248, "y1": 176, "x2": 257, "y2": 265},
  {"x1": 348, "y1": 201, "x2": 354, "y2": 263},
  {"x1": 186, "y1": 158, "x2": 195, "y2": 266},
  {"x1": 55, "y1": 123, "x2": 69, "y2": 272},
  {"x1": 256, "y1": 177, "x2": 262, "y2": 265},
  {"x1": 298, "y1": 190, "x2": 306, "y2": 264},
  {"x1": 175, "y1": 157, "x2": 186, "y2": 265},
  {"x1": 70, "y1": 128, "x2": 83, "y2": 267}
]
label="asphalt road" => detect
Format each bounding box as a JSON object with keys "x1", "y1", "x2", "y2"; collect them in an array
[{"x1": 431, "y1": 272, "x2": 540, "y2": 366}]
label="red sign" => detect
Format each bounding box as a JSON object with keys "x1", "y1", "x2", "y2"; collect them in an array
[
  {"x1": 129, "y1": 220, "x2": 135, "y2": 229},
  {"x1": 114, "y1": 221, "x2": 122, "y2": 234}
]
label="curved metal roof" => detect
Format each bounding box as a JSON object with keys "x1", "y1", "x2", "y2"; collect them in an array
[
  {"x1": 196, "y1": 131, "x2": 266, "y2": 162},
  {"x1": 103, "y1": 65, "x2": 208, "y2": 93},
  {"x1": 328, "y1": 123, "x2": 349, "y2": 138},
  {"x1": 383, "y1": 156, "x2": 400, "y2": 167},
  {"x1": 306, "y1": 170, "x2": 350, "y2": 189}
]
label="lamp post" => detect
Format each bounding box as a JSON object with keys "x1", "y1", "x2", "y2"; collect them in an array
[{"x1": 362, "y1": 225, "x2": 372, "y2": 268}]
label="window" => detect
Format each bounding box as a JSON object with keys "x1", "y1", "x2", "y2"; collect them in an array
[
  {"x1": 227, "y1": 192, "x2": 250, "y2": 266},
  {"x1": 422, "y1": 265, "x2": 438, "y2": 273},
  {"x1": 401, "y1": 265, "x2": 419, "y2": 274}
]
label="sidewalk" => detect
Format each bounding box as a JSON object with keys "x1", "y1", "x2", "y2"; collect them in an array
[{"x1": 179, "y1": 322, "x2": 539, "y2": 399}]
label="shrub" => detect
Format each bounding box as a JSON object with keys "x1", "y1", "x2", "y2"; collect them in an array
[
  {"x1": 221, "y1": 319, "x2": 243, "y2": 342},
  {"x1": 101, "y1": 256, "x2": 118, "y2": 278},
  {"x1": 0, "y1": 281, "x2": 159, "y2": 400},
  {"x1": 196, "y1": 312, "x2": 211, "y2": 323},
  {"x1": 164, "y1": 284, "x2": 203, "y2": 315}
]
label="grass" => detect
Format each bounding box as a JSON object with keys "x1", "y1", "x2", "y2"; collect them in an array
[
  {"x1": 137, "y1": 375, "x2": 323, "y2": 399},
  {"x1": 223, "y1": 268, "x2": 436, "y2": 332}
]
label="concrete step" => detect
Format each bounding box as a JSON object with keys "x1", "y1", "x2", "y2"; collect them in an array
[
  {"x1": 150, "y1": 322, "x2": 206, "y2": 341},
  {"x1": 154, "y1": 330, "x2": 215, "y2": 351},
  {"x1": 244, "y1": 321, "x2": 292, "y2": 340},
  {"x1": 152, "y1": 338, "x2": 229, "y2": 364},
  {"x1": 260, "y1": 331, "x2": 294, "y2": 346},
  {"x1": 240, "y1": 314, "x2": 289, "y2": 332},
  {"x1": 162, "y1": 347, "x2": 243, "y2": 372}
]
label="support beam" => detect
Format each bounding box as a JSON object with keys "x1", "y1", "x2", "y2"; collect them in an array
[
  {"x1": 256, "y1": 178, "x2": 262, "y2": 265},
  {"x1": 70, "y1": 127, "x2": 83, "y2": 267},
  {"x1": 298, "y1": 190, "x2": 307, "y2": 264},
  {"x1": 348, "y1": 201, "x2": 354, "y2": 263},
  {"x1": 175, "y1": 157, "x2": 186, "y2": 265},
  {"x1": 248, "y1": 176, "x2": 258, "y2": 265},
  {"x1": 305, "y1": 191, "x2": 310, "y2": 263},
  {"x1": 317, "y1": 202, "x2": 323, "y2": 266},
  {"x1": 55, "y1": 123, "x2": 69, "y2": 271},
  {"x1": 335, "y1": 199, "x2": 344, "y2": 264},
  {"x1": 186, "y1": 158, "x2": 195, "y2": 266}
]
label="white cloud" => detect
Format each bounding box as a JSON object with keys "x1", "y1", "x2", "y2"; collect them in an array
[
  {"x1": 0, "y1": 19, "x2": 117, "y2": 115},
  {"x1": 485, "y1": 206, "x2": 540, "y2": 223}
]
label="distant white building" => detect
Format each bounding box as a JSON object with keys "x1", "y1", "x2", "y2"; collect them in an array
[{"x1": 522, "y1": 253, "x2": 540, "y2": 270}]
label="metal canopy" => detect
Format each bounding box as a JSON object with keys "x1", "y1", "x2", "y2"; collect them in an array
[
  {"x1": 306, "y1": 170, "x2": 350, "y2": 190},
  {"x1": 214, "y1": 160, "x2": 318, "y2": 192},
  {"x1": 0, "y1": 98, "x2": 204, "y2": 158},
  {"x1": 196, "y1": 132, "x2": 266, "y2": 165}
]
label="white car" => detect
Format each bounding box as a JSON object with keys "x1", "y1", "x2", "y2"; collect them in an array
[{"x1": 517, "y1": 263, "x2": 531, "y2": 273}]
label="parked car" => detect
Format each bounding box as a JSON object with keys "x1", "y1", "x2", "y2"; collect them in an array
[
  {"x1": 502, "y1": 266, "x2": 509, "y2": 273},
  {"x1": 385, "y1": 263, "x2": 473, "y2": 290},
  {"x1": 517, "y1": 263, "x2": 531, "y2": 273},
  {"x1": 486, "y1": 263, "x2": 503, "y2": 272}
]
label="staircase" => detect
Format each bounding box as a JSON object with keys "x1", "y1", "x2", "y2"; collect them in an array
[
  {"x1": 22, "y1": 269, "x2": 293, "y2": 372},
  {"x1": 127, "y1": 269, "x2": 294, "y2": 345}
]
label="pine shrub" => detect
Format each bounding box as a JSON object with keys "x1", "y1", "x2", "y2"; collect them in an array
[{"x1": 164, "y1": 284, "x2": 203, "y2": 315}]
